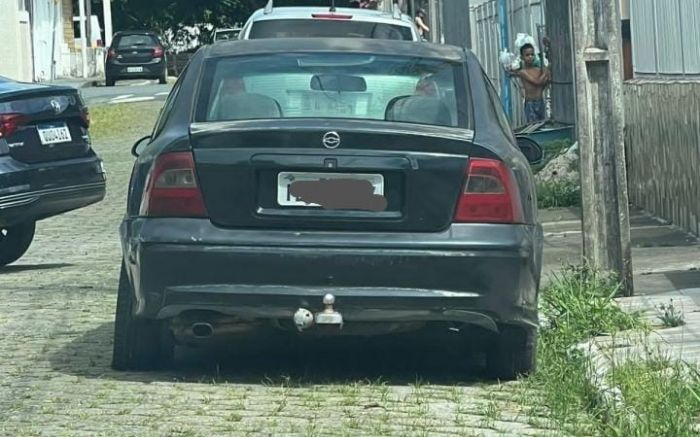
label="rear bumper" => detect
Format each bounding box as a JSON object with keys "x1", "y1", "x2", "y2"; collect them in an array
[
  {"x1": 121, "y1": 219, "x2": 543, "y2": 331},
  {"x1": 0, "y1": 154, "x2": 106, "y2": 227},
  {"x1": 106, "y1": 60, "x2": 166, "y2": 79}
]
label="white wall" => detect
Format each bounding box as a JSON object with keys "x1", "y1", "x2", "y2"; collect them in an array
[
  {"x1": 32, "y1": 0, "x2": 66, "y2": 81},
  {"x1": 0, "y1": 0, "x2": 33, "y2": 81}
]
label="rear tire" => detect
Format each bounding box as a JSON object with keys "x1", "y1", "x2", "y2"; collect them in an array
[
  {"x1": 0, "y1": 222, "x2": 36, "y2": 267},
  {"x1": 158, "y1": 70, "x2": 167, "y2": 85},
  {"x1": 112, "y1": 263, "x2": 174, "y2": 371},
  {"x1": 106, "y1": 76, "x2": 115, "y2": 87},
  {"x1": 486, "y1": 325, "x2": 537, "y2": 380}
]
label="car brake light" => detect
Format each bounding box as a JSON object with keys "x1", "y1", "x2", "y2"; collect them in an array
[
  {"x1": 311, "y1": 13, "x2": 353, "y2": 19},
  {"x1": 453, "y1": 158, "x2": 524, "y2": 224},
  {"x1": 80, "y1": 107, "x2": 90, "y2": 128},
  {"x1": 107, "y1": 48, "x2": 117, "y2": 60},
  {"x1": 140, "y1": 151, "x2": 208, "y2": 217},
  {"x1": 0, "y1": 113, "x2": 27, "y2": 139},
  {"x1": 153, "y1": 46, "x2": 164, "y2": 57}
]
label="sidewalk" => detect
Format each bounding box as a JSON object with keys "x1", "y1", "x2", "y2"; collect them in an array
[
  {"x1": 582, "y1": 288, "x2": 700, "y2": 431},
  {"x1": 540, "y1": 207, "x2": 700, "y2": 294},
  {"x1": 48, "y1": 77, "x2": 102, "y2": 89}
]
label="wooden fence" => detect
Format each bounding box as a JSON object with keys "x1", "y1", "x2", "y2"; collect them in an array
[
  {"x1": 624, "y1": 80, "x2": 700, "y2": 236},
  {"x1": 166, "y1": 51, "x2": 196, "y2": 77}
]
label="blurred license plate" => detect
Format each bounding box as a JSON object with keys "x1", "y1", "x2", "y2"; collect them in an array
[
  {"x1": 278, "y1": 172, "x2": 384, "y2": 207},
  {"x1": 127, "y1": 66, "x2": 143, "y2": 73},
  {"x1": 37, "y1": 123, "x2": 72, "y2": 145}
]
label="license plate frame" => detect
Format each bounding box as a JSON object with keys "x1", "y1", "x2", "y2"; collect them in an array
[
  {"x1": 37, "y1": 122, "x2": 72, "y2": 145},
  {"x1": 277, "y1": 171, "x2": 384, "y2": 207},
  {"x1": 127, "y1": 66, "x2": 144, "y2": 73}
]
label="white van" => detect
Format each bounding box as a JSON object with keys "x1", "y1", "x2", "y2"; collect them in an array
[{"x1": 73, "y1": 15, "x2": 103, "y2": 48}]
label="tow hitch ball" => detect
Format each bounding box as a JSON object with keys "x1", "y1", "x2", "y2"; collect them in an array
[{"x1": 293, "y1": 293, "x2": 344, "y2": 331}]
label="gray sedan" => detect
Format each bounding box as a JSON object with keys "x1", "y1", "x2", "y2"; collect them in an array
[{"x1": 112, "y1": 38, "x2": 544, "y2": 380}]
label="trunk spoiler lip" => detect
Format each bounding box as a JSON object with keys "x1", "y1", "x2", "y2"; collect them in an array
[
  {"x1": 189, "y1": 119, "x2": 475, "y2": 143},
  {"x1": 0, "y1": 87, "x2": 79, "y2": 104}
]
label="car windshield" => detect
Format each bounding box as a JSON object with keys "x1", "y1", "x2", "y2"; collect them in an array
[
  {"x1": 196, "y1": 52, "x2": 464, "y2": 128},
  {"x1": 117, "y1": 35, "x2": 158, "y2": 48},
  {"x1": 249, "y1": 19, "x2": 413, "y2": 40}
]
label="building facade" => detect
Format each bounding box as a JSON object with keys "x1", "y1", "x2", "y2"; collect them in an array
[{"x1": 0, "y1": 0, "x2": 34, "y2": 81}]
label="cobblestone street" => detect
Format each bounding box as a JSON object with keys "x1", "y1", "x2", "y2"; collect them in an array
[{"x1": 0, "y1": 102, "x2": 563, "y2": 437}]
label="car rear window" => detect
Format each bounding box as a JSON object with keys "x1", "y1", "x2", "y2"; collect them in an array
[
  {"x1": 249, "y1": 19, "x2": 413, "y2": 40},
  {"x1": 215, "y1": 29, "x2": 240, "y2": 41},
  {"x1": 117, "y1": 34, "x2": 159, "y2": 48},
  {"x1": 195, "y1": 53, "x2": 466, "y2": 128}
]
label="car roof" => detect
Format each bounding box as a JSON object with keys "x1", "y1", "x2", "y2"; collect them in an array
[
  {"x1": 206, "y1": 37, "x2": 466, "y2": 62},
  {"x1": 247, "y1": 6, "x2": 415, "y2": 27}
]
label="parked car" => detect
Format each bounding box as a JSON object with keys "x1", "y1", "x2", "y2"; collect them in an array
[
  {"x1": 238, "y1": 2, "x2": 421, "y2": 40},
  {"x1": 213, "y1": 27, "x2": 242, "y2": 42},
  {"x1": 112, "y1": 38, "x2": 543, "y2": 380},
  {"x1": 0, "y1": 76, "x2": 106, "y2": 267},
  {"x1": 105, "y1": 31, "x2": 168, "y2": 87}
]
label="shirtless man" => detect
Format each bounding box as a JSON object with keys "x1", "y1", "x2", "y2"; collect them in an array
[{"x1": 516, "y1": 43, "x2": 550, "y2": 123}]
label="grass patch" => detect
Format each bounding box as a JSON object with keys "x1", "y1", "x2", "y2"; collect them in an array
[
  {"x1": 537, "y1": 178, "x2": 581, "y2": 209},
  {"x1": 88, "y1": 101, "x2": 164, "y2": 142},
  {"x1": 527, "y1": 263, "x2": 700, "y2": 435},
  {"x1": 609, "y1": 360, "x2": 700, "y2": 436}
]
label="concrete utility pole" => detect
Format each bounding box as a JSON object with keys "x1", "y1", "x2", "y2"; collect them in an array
[
  {"x1": 78, "y1": 0, "x2": 88, "y2": 78},
  {"x1": 103, "y1": 0, "x2": 113, "y2": 47},
  {"x1": 86, "y1": 0, "x2": 92, "y2": 47},
  {"x1": 571, "y1": 0, "x2": 634, "y2": 295}
]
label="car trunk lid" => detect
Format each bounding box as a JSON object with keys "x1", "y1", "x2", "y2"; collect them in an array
[
  {"x1": 0, "y1": 88, "x2": 91, "y2": 163},
  {"x1": 188, "y1": 119, "x2": 483, "y2": 232}
]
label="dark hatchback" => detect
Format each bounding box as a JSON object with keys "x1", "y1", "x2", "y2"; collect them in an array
[
  {"x1": 105, "y1": 31, "x2": 168, "y2": 86},
  {"x1": 113, "y1": 38, "x2": 543, "y2": 379},
  {"x1": 0, "y1": 76, "x2": 106, "y2": 267}
]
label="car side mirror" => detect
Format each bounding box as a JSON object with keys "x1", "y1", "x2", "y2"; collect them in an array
[
  {"x1": 515, "y1": 136, "x2": 544, "y2": 166},
  {"x1": 131, "y1": 135, "x2": 151, "y2": 157}
]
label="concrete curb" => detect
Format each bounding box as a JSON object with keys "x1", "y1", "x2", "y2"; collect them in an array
[{"x1": 86, "y1": 76, "x2": 178, "y2": 88}]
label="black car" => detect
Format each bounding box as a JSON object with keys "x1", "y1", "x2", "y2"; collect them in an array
[
  {"x1": 113, "y1": 38, "x2": 543, "y2": 380},
  {"x1": 105, "y1": 31, "x2": 168, "y2": 87},
  {"x1": 0, "y1": 76, "x2": 106, "y2": 267}
]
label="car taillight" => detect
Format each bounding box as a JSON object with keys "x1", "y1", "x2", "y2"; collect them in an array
[
  {"x1": 80, "y1": 107, "x2": 90, "y2": 128},
  {"x1": 153, "y1": 46, "x2": 164, "y2": 57},
  {"x1": 0, "y1": 113, "x2": 27, "y2": 139},
  {"x1": 453, "y1": 158, "x2": 524, "y2": 224},
  {"x1": 107, "y1": 48, "x2": 117, "y2": 60},
  {"x1": 140, "y1": 151, "x2": 208, "y2": 217},
  {"x1": 311, "y1": 13, "x2": 353, "y2": 19}
]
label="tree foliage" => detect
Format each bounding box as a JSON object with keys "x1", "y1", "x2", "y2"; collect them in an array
[
  {"x1": 109, "y1": 0, "x2": 255, "y2": 44},
  {"x1": 73, "y1": 0, "x2": 363, "y2": 49},
  {"x1": 107, "y1": 0, "x2": 359, "y2": 45}
]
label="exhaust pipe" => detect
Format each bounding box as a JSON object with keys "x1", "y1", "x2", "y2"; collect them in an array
[{"x1": 191, "y1": 322, "x2": 214, "y2": 338}]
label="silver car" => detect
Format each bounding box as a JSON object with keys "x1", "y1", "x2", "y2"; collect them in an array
[{"x1": 238, "y1": 2, "x2": 421, "y2": 41}]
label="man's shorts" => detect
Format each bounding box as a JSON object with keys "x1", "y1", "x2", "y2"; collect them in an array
[{"x1": 524, "y1": 98, "x2": 546, "y2": 123}]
